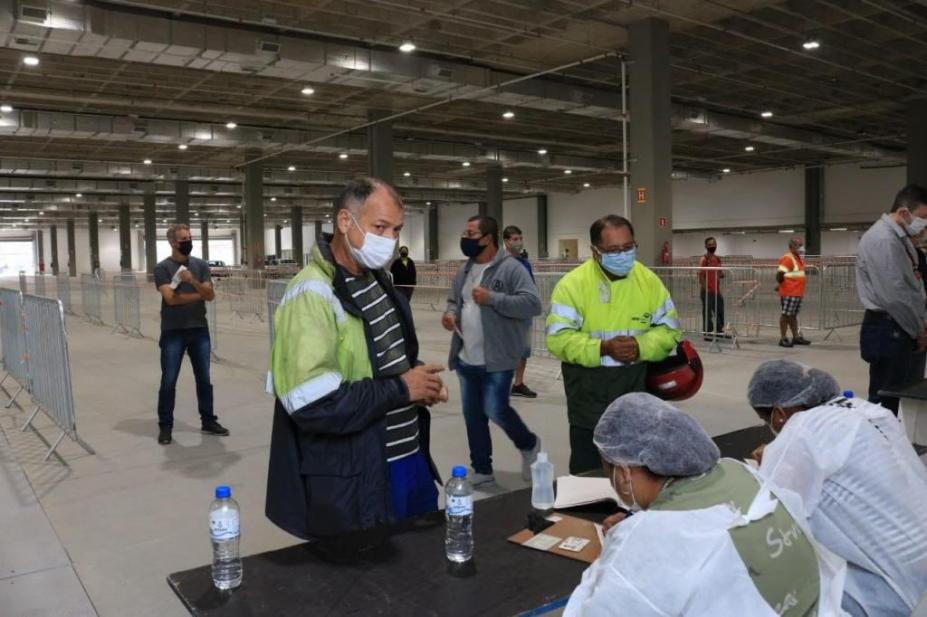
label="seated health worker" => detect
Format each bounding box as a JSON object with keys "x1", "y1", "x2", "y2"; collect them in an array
[
  {"x1": 565, "y1": 392, "x2": 847, "y2": 617},
  {"x1": 748, "y1": 360, "x2": 927, "y2": 616}
]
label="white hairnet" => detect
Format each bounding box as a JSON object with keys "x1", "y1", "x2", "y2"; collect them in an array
[
  {"x1": 747, "y1": 359, "x2": 840, "y2": 410},
  {"x1": 593, "y1": 392, "x2": 720, "y2": 477}
]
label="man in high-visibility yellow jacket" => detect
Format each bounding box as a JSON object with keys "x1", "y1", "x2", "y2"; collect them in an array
[{"x1": 546, "y1": 215, "x2": 682, "y2": 473}]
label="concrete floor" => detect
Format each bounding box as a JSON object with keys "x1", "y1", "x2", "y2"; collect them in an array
[{"x1": 0, "y1": 288, "x2": 878, "y2": 616}]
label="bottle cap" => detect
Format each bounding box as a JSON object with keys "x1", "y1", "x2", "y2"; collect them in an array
[
  {"x1": 536, "y1": 451, "x2": 548, "y2": 463},
  {"x1": 215, "y1": 485, "x2": 231, "y2": 499},
  {"x1": 843, "y1": 390, "x2": 854, "y2": 399},
  {"x1": 451, "y1": 466, "x2": 467, "y2": 478}
]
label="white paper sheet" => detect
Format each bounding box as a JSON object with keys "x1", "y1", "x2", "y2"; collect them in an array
[{"x1": 553, "y1": 475, "x2": 621, "y2": 509}]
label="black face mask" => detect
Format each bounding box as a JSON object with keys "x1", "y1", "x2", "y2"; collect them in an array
[
  {"x1": 460, "y1": 236, "x2": 486, "y2": 258},
  {"x1": 178, "y1": 240, "x2": 193, "y2": 256},
  {"x1": 400, "y1": 251, "x2": 409, "y2": 258},
  {"x1": 706, "y1": 246, "x2": 717, "y2": 254}
]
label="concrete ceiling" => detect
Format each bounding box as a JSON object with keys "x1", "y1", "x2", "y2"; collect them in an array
[{"x1": 0, "y1": 0, "x2": 920, "y2": 228}]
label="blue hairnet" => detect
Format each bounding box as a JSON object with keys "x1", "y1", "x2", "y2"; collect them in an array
[
  {"x1": 593, "y1": 392, "x2": 720, "y2": 477},
  {"x1": 747, "y1": 359, "x2": 840, "y2": 410}
]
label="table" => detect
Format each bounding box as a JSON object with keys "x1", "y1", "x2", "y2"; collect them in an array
[
  {"x1": 879, "y1": 379, "x2": 927, "y2": 447},
  {"x1": 168, "y1": 425, "x2": 772, "y2": 617}
]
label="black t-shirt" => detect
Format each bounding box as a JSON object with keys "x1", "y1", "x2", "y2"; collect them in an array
[{"x1": 154, "y1": 256, "x2": 211, "y2": 331}]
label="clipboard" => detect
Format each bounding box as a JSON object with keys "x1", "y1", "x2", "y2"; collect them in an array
[{"x1": 507, "y1": 513, "x2": 603, "y2": 564}]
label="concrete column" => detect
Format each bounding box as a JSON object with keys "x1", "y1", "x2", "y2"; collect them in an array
[
  {"x1": 478, "y1": 201, "x2": 487, "y2": 216},
  {"x1": 88, "y1": 211, "x2": 100, "y2": 273},
  {"x1": 36, "y1": 229, "x2": 45, "y2": 273},
  {"x1": 909, "y1": 101, "x2": 927, "y2": 186},
  {"x1": 50, "y1": 224, "x2": 59, "y2": 275},
  {"x1": 174, "y1": 176, "x2": 190, "y2": 225},
  {"x1": 274, "y1": 224, "x2": 283, "y2": 258},
  {"x1": 118, "y1": 204, "x2": 131, "y2": 271},
  {"x1": 291, "y1": 206, "x2": 304, "y2": 267},
  {"x1": 367, "y1": 109, "x2": 394, "y2": 184},
  {"x1": 144, "y1": 185, "x2": 157, "y2": 274},
  {"x1": 485, "y1": 163, "x2": 503, "y2": 225},
  {"x1": 427, "y1": 205, "x2": 438, "y2": 261},
  {"x1": 200, "y1": 219, "x2": 210, "y2": 261},
  {"x1": 244, "y1": 157, "x2": 265, "y2": 269},
  {"x1": 66, "y1": 218, "x2": 76, "y2": 276},
  {"x1": 313, "y1": 220, "x2": 323, "y2": 244},
  {"x1": 629, "y1": 18, "x2": 673, "y2": 266},
  {"x1": 238, "y1": 211, "x2": 247, "y2": 265},
  {"x1": 804, "y1": 167, "x2": 823, "y2": 255},
  {"x1": 537, "y1": 194, "x2": 549, "y2": 259}
]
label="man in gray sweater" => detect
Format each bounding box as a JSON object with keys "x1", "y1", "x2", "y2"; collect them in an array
[{"x1": 443, "y1": 215, "x2": 543, "y2": 487}]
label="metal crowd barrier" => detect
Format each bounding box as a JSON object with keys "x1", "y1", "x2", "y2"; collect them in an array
[
  {"x1": 57, "y1": 273, "x2": 73, "y2": 314},
  {"x1": 206, "y1": 298, "x2": 219, "y2": 360},
  {"x1": 34, "y1": 273, "x2": 46, "y2": 297},
  {"x1": 19, "y1": 294, "x2": 95, "y2": 463},
  {"x1": 0, "y1": 287, "x2": 28, "y2": 407},
  {"x1": 18, "y1": 270, "x2": 27, "y2": 294},
  {"x1": 220, "y1": 275, "x2": 265, "y2": 321},
  {"x1": 266, "y1": 279, "x2": 289, "y2": 349},
  {"x1": 80, "y1": 273, "x2": 104, "y2": 325},
  {"x1": 113, "y1": 273, "x2": 143, "y2": 337}
]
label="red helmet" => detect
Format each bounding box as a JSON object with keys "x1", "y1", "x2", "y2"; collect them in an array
[{"x1": 646, "y1": 340, "x2": 704, "y2": 401}]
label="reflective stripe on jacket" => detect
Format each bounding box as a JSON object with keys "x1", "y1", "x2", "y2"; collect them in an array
[{"x1": 778, "y1": 252, "x2": 806, "y2": 297}]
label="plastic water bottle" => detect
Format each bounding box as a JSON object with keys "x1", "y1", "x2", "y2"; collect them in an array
[
  {"x1": 843, "y1": 390, "x2": 854, "y2": 399},
  {"x1": 209, "y1": 485, "x2": 242, "y2": 590},
  {"x1": 445, "y1": 466, "x2": 474, "y2": 563},
  {"x1": 531, "y1": 451, "x2": 555, "y2": 511}
]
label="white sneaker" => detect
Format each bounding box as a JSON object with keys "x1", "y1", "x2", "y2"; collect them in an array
[
  {"x1": 521, "y1": 438, "x2": 541, "y2": 481},
  {"x1": 471, "y1": 472, "x2": 496, "y2": 488}
]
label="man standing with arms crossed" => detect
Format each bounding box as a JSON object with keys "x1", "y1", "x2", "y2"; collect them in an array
[
  {"x1": 153, "y1": 223, "x2": 228, "y2": 445},
  {"x1": 856, "y1": 184, "x2": 927, "y2": 414},
  {"x1": 777, "y1": 236, "x2": 812, "y2": 348},
  {"x1": 546, "y1": 215, "x2": 681, "y2": 474}
]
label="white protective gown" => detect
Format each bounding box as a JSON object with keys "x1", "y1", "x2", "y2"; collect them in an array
[
  {"x1": 564, "y1": 464, "x2": 848, "y2": 617},
  {"x1": 759, "y1": 396, "x2": 927, "y2": 615}
]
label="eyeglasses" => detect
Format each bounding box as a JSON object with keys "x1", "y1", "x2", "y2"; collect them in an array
[{"x1": 593, "y1": 242, "x2": 637, "y2": 255}]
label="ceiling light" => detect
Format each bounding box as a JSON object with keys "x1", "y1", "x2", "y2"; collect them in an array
[
  {"x1": 178, "y1": 144, "x2": 188, "y2": 150},
  {"x1": 760, "y1": 111, "x2": 774, "y2": 118},
  {"x1": 287, "y1": 165, "x2": 296, "y2": 171},
  {"x1": 163, "y1": 218, "x2": 168, "y2": 223},
  {"x1": 829, "y1": 227, "x2": 848, "y2": 231},
  {"x1": 426, "y1": 201, "x2": 432, "y2": 206},
  {"x1": 236, "y1": 205, "x2": 241, "y2": 208},
  {"x1": 399, "y1": 42, "x2": 416, "y2": 53},
  {"x1": 744, "y1": 146, "x2": 755, "y2": 152},
  {"x1": 143, "y1": 158, "x2": 152, "y2": 165},
  {"x1": 38, "y1": 211, "x2": 44, "y2": 215},
  {"x1": 779, "y1": 229, "x2": 795, "y2": 234},
  {"x1": 270, "y1": 197, "x2": 277, "y2": 202},
  {"x1": 583, "y1": 182, "x2": 591, "y2": 188},
  {"x1": 502, "y1": 111, "x2": 515, "y2": 119},
  {"x1": 502, "y1": 177, "x2": 509, "y2": 183},
  {"x1": 0, "y1": 104, "x2": 11, "y2": 113},
  {"x1": 802, "y1": 39, "x2": 821, "y2": 50},
  {"x1": 563, "y1": 169, "x2": 572, "y2": 175},
  {"x1": 537, "y1": 148, "x2": 548, "y2": 155},
  {"x1": 284, "y1": 219, "x2": 288, "y2": 223},
  {"x1": 98, "y1": 218, "x2": 103, "y2": 223},
  {"x1": 461, "y1": 161, "x2": 470, "y2": 167},
  {"x1": 301, "y1": 86, "x2": 315, "y2": 96},
  {"x1": 22, "y1": 55, "x2": 39, "y2": 67},
  {"x1": 25, "y1": 218, "x2": 29, "y2": 222},
  {"x1": 225, "y1": 122, "x2": 237, "y2": 129},
  {"x1": 339, "y1": 153, "x2": 348, "y2": 160},
  {"x1": 75, "y1": 193, "x2": 82, "y2": 198},
  {"x1": 722, "y1": 168, "x2": 731, "y2": 173},
  {"x1": 403, "y1": 171, "x2": 411, "y2": 177}
]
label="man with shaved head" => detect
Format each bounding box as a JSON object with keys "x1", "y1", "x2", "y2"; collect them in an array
[{"x1": 265, "y1": 177, "x2": 446, "y2": 540}]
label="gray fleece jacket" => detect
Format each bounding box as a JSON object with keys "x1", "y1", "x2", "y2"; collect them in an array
[{"x1": 445, "y1": 248, "x2": 542, "y2": 372}]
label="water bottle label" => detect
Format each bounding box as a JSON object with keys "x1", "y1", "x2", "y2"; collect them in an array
[
  {"x1": 210, "y1": 511, "x2": 240, "y2": 541},
  {"x1": 446, "y1": 495, "x2": 473, "y2": 516}
]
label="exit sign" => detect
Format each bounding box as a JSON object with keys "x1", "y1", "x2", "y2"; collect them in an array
[{"x1": 636, "y1": 187, "x2": 647, "y2": 203}]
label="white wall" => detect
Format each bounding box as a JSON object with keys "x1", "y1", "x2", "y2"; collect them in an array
[
  {"x1": 399, "y1": 210, "x2": 426, "y2": 261},
  {"x1": 824, "y1": 163, "x2": 905, "y2": 224}
]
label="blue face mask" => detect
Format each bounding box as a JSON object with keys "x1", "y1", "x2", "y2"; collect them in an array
[{"x1": 600, "y1": 248, "x2": 636, "y2": 277}]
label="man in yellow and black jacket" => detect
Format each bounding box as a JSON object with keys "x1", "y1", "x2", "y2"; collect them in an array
[{"x1": 546, "y1": 215, "x2": 682, "y2": 473}]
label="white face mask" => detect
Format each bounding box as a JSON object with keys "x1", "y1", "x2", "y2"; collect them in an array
[
  {"x1": 796, "y1": 246, "x2": 806, "y2": 257},
  {"x1": 613, "y1": 465, "x2": 642, "y2": 512},
  {"x1": 907, "y1": 214, "x2": 927, "y2": 237},
  {"x1": 346, "y1": 212, "x2": 397, "y2": 270}
]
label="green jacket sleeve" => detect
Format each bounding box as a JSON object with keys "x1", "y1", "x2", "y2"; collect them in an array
[
  {"x1": 545, "y1": 277, "x2": 601, "y2": 368},
  {"x1": 635, "y1": 280, "x2": 682, "y2": 362}
]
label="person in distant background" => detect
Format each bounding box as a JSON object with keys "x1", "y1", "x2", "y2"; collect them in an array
[
  {"x1": 698, "y1": 236, "x2": 725, "y2": 340},
  {"x1": 503, "y1": 225, "x2": 538, "y2": 399},
  {"x1": 390, "y1": 245, "x2": 417, "y2": 302},
  {"x1": 776, "y1": 236, "x2": 811, "y2": 348},
  {"x1": 153, "y1": 223, "x2": 228, "y2": 445}
]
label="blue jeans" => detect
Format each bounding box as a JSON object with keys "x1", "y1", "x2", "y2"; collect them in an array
[
  {"x1": 157, "y1": 327, "x2": 216, "y2": 428},
  {"x1": 456, "y1": 359, "x2": 537, "y2": 475}
]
